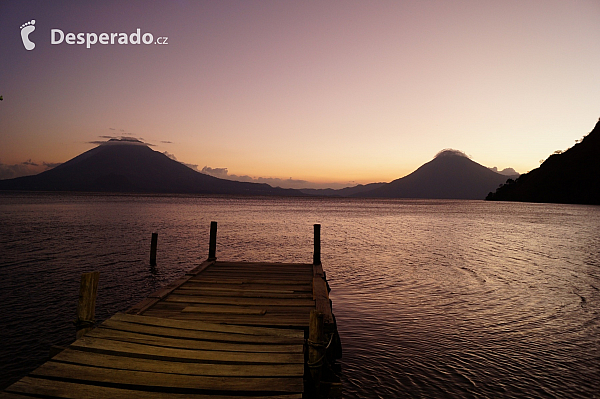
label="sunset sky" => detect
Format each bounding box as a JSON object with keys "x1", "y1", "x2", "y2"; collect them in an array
[{"x1": 1, "y1": 1, "x2": 599, "y2": 188}]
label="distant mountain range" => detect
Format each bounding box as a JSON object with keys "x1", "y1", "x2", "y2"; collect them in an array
[
  {"x1": 5, "y1": 119, "x2": 595, "y2": 203},
  {"x1": 0, "y1": 139, "x2": 520, "y2": 200},
  {"x1": 300, "y1": 183, "x2": 386, "y2": 197},
  {"x1": 0, "y1": 139, "x2": 302, "y2": 196},
  {"x1": 487, "y1": 119, "x2": 600, "y2": 205}
]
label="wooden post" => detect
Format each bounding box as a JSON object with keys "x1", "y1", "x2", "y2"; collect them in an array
[
  {"x1": 75, "y1": 271, "x2": 99, "y2": 339},
  {"x1": 150, "y1": 232, "x2": 158, "y2": 266},
  {"x1": 313, "y1": 224, "x2": 321, "y2": 265},
  {"x1": 208, "y1": 221, "x2": 217, "y2": 261},
  {"x1": 309, "y1": 310, "x2": 325, "y2": 393}
]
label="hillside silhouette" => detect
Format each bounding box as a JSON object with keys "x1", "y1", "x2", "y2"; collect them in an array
[
  {"x1": 0, "y1": 140, "x2": 302, "y2": 196},
  {"x1": 300, "y1": 183, "x2": 386, "y2": 197},
  {"x1": 357, "y1": 150, "x2": 516, "y2": 199},
  {"x1": 487, "y1": 119, "x2": 600, "y2": 205}
]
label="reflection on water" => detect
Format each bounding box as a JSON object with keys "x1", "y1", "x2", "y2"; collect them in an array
[{"x1": 0, "y1": 193, "x2": 598, "y2": 397}]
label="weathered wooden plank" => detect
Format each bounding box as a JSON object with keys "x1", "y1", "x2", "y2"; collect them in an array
[
  {"x1": 6, "y1": 377, "x2": 303, "y2": 398},
  {"x1": 312, "y1": 276, "x2": 333, "y2": 324},
  {"x1": 149, "y1": 312, "x2": 310, "y2": 328},
  {"x1": 31, "y1": 362, "x2": 303, "y2": 392},
  {"x1": 165, "y1": 295, "x2": 315, "y2": 307},
  {"x1": 148, "y1": 276, "x2": 194, "y2": 299},
  {"x1": 205, "y1": 272, "x2": 312, "y2": 278},
  {"x1": 315, "y1": 298, "x2": 333, "y2": 324},
  {"x1": 87, "y1": 327, "x2": 302, "y2": 353},
  {"x1": 181, "y1": 305, "x2": 267, "y2": 315},
  {"x1": 207, "y1": 264, "x2": 312, "y2": 270},
  {"x1": 202, "y1": 270, "x2": 313, "y2": 277},
  {"x1": 214, "y1": 261, "x2": 313, "y2": 268},
  {"x1": 308, "y1": 310, "x2": 324, "y2": 386},
  {"x1": 173, "y1": 288, "x2": 312, "y2": 299},
  {"x1": 70, "y1": 336, "x2": 304, "y2": 364},
  {"x1": 181, "y1": 282, "x2": 312, "y2": 292},
  {"x1": 0, "y1": 392, "x2": 34, "y2": 399},
  {"x1": 312, "y1": 277, "x2": 329, "y2": 301},
  {"x1": 125, "y1": 297, "x2": 161, "y2": 315},
  {"x1": 199, "y1": 275, "x2": 312, "y2": 282},
  {"x1": 177, "y1": 285, "x2": 296, "y2": 294},
  {"x1": 185, "y1": 260, "x2": 215, "y2": 276},
  {"x1": 188, "y1": 278, "x2": 311, "y2": 286},
  {"x1": 201, "y1": 269, "x2": 311, "y2": 275},
  {"x1": 313, "y1": 263, "x2": 324, "y2": 278},
  {"x1": 99, "y1": 319, "x2": 303, "y2": 344},
  {"x1": 75, "y1": 271, "x2": 100, "y2": 338},
  {"x1": 76, "y1": 272, "x2": 99, "y2": 324},
  {"x1": 111, "y1": 313, "x2": 303, "y2": 338},
  {"x1": 53, "y1": 349, "x2": 304, "y2": 377},
  {"x1": 150, "y1": 302, "x2": 314, "y2": 316}
]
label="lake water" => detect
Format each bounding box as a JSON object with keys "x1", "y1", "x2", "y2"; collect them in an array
[{"x1": 0, "y1": 193, "x2": 598, "y2": 398}]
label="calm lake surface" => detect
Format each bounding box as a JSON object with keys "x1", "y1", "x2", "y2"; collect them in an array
[{"x1": 0, "y1": 193, "x2": 599, "y2": 398}]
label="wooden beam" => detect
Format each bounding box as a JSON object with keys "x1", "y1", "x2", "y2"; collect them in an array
[
  {"x1": 308, "y1": 310, "x2": 324, "y2": 393},
  {"x1": 53, "y1": 349, "x2": 304, "y2": 377},
  {"x1": 31, "y1": 361, "x2": 304, "y2": 392},
  {"x1": 208, "y1": 221, "x2": 217, "y2": 261},
  {"x1": 6, "y1": 377, "x2": 303, "y2": 398},
  {"x1": 313, "y1": 224, "x2": 321, "y2": 265},
  {"x1": 69, "y1": 336, "x2": 304, "y2": 364},
  {"x1": 75, "y1": 271, "x2": 99, "y2": 339},
  {"x1": 149, "y1": 232, "x2": 158, "y2": 266}
]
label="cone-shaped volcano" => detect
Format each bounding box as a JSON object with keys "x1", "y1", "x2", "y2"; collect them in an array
[
  {"x1": 0, "y1": 140, "x2": 301, "y2": 196},
  {"x1": 358, "y1": 150, "x2": 515, "y2": 199}
]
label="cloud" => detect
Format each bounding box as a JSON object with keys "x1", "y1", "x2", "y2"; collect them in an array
[
  {"x1": 109, "y1": 127, "x2": 116, "y2": 130},
  {"x1": 0, "y1": 163, "x2": 34, "y2": 179},
  {"x1": 489, "y1": 166, "x2": 519, "y2": 176},
  {"x1": 184, "y1": 163, "x2": 201, "y2": 172},
  {"x1": 0, "y1": 160, "x2": 57, "y2": 180},
  {"x1": 435, "y1": 149, "x2": 471, "y2": 159},
  {"x1": 89, "y1": 136, "x2": 154, "y2": 146},
  {"x1": 200, "y1": 166, "x2": 353, "y2": 189},
  {"x1": 162, "y1": 151, "x2": 177, "y2": 161},
  {"x1": 161, "y1": 140, "x2": 173, "y2": 144},
  {"x1": 159, "y1": 151, "x2": 200, "y2": 172},
  {"x1": 43, "y1": 162, "x2": 61, "y2": 169},
  {"x1": 201, "y1": 166, "x2": 229, "y2": 178}
]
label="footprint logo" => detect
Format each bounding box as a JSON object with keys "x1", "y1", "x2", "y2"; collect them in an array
[{"x1": 20, "y1": 20, "x2": 36, "y2": 50}]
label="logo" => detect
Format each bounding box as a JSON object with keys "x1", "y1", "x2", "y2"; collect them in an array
[
  {"x1": 18, "y1": 20, "x2": 168, "y2": 50},
  {"x1": 20, "y1": 19, "x2": 36, "y2": 50},
  {"x1": 51, "y1": 28, "x2": 168, "y2": 48}
]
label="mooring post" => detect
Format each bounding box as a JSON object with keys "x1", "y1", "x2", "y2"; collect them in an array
[
  {"x1": 75, "y1": 271, "x2": 99, "y2": 339},
  {"x1": 208, "y1": 221, "x2": 217, "y2": 261},
  {"x1": 313, "y1": 223, "x2": 321, "y2": 265},
  {"x1": 309, "y1": 310, "x2": 325, "y2": 393},
  {"x1": 150, "y1": 232, "x2": 158, "y2": 266}
]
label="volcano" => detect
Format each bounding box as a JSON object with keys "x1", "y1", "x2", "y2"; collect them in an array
[
  {"x1": 0, "y1": 140, "x2": 302, "y2": 196},
  {"x1": 358, "y1": 150, "x2": 516, "y2": 199}
]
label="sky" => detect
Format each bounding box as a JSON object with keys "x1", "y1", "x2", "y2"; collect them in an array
[{"x1": 1, "y1": 0, "x2": 599, "y2": 189}]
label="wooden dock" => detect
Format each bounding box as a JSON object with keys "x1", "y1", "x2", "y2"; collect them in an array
[{"x1": 2, "y1": 223, "x2": 341, "y2": 398}]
